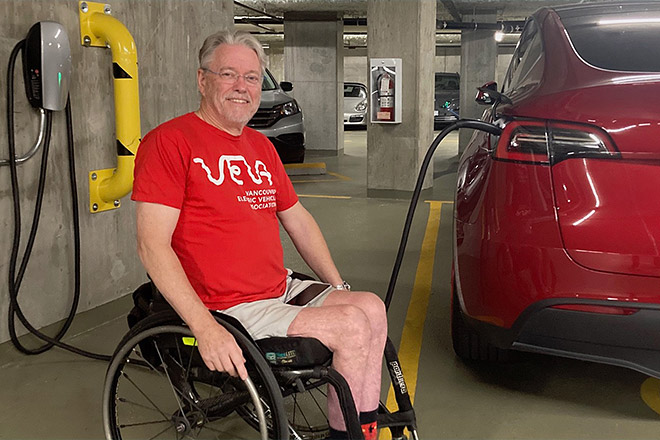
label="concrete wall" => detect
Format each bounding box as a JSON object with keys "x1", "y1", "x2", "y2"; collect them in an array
[{"x1": 0, "y1": 0, "x2": 232, "y2": 344}]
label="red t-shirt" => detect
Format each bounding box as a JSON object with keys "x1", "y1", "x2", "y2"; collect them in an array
[{"x1": 131, "y1": 112, "x2": 299, "y2": 310}]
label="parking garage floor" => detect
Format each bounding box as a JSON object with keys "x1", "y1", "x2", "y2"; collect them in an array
[{"x1": 1, "y1": 130, "x2": 660, "y2": 439}]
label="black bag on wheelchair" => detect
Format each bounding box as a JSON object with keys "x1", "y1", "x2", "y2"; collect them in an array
[
  {"x1": 126, "y1": 281, "x2": 183, "y2": 367},
  {"x1": 126, "y1": 281, "x2": 174, "y2": 329}
]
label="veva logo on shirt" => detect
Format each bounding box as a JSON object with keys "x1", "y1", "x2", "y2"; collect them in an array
[{"x1": 193, "y1": 155, "x2": 273, "y2": 187}]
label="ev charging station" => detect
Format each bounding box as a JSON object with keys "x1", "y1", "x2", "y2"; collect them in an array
[{"x1": 3, "y1": 2, "x2": 141, "y2": 360}]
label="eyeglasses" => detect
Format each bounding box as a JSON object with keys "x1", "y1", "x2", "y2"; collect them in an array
[{"x1": 202, "y1": 68, "x2": 262, "y2": 86}]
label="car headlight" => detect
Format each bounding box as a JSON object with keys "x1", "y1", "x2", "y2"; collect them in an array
[
  {"x1": 355, "y1": 100, "x2": 367, "y2": 112},
  {"x1": 277, "y1": 100, "x2": 300, "y2": 116}
]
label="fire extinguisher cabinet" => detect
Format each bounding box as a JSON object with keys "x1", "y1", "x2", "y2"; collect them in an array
[{"x1": 369, "y1": 58, "x2": 402, "y2": 124}]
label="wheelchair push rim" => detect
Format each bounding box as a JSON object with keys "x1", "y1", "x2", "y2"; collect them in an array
[{"x1": 102, "y1": 324, "x2": 287, "y2": 440}]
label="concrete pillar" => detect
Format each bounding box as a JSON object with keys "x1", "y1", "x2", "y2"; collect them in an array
[
  {"x1": 265, "y1": 39, "x2": 284, "y2": 83},
  {"x1": 284, "y1": 12, "x2": 343, "y2": 155},
  {"x1": 366, "y1": 0, "x2": 436, "y2": 196},
  {"x1": 459, "y1": 13, "x2": 497, "y2": 154}
]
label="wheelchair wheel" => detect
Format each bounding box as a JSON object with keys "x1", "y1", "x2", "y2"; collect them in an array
[
  {"x1": 238, "y1": 375, "x2": 330, "y2": 440},
  {"x1": 102, "y1": 323, "x2": 288, "y2": 440},
  {"x1": 281, "y1": 378, "x2": 330, "y2": 440}
]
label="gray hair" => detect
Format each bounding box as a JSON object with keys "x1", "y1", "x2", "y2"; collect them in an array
[{"x1": 198, "y1": 30, "x2": 266, "y2": 72}]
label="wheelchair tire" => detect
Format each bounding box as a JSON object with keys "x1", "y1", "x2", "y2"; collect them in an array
[{"x1": 102, "y1": 317, "x2": 288, "y2": 439}]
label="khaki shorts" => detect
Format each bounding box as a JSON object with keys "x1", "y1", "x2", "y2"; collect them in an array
[{"x1": 220, "y1": 270, "x2": 335, "y2": 340}]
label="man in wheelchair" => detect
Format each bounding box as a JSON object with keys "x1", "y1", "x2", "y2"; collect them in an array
[{"x1": 129, "y1": 30, "x2": 388, "y2": 439}]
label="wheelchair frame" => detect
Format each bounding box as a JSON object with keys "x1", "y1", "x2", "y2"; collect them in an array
[{"x1": 102, "y1": 281, "x2": 417, "y2": 440}]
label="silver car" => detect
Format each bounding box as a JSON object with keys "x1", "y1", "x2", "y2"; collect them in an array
[
  {"x1": 343, "y1": 82, "x2": 368, "y2": 127},
  {"x1": 248, "y1": 69, "x2": 305, "y2": 163}
]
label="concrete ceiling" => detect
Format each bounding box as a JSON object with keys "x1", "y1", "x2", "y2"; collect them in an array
[
  {"x1": 235, "y1": 0, "x2": 582, "y2": 21},
  {"x1": 234, "y1": 0, "x2": 585, "y2": 48}
]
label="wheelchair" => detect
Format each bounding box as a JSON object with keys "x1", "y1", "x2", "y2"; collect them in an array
[{"x1": 102, "y1": 277, "x2": 418, "y2": 440}]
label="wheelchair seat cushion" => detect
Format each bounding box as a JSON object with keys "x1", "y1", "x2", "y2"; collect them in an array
[{"x1": 256, "y1": 336, "x2": 332, "y2": 368}]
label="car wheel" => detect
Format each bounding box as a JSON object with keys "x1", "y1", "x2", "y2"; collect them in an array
[{"x1": 451, "y1": 282, "x2": 511, "y2": 362}]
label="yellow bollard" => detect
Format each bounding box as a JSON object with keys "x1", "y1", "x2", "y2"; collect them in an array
[{"x1": 79, "y1": 1, "x2": 141, "y2": 213}]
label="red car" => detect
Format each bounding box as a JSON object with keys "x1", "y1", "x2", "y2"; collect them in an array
[{"x1": 452, "y1": 2, "x2": 660, "y2": 376}]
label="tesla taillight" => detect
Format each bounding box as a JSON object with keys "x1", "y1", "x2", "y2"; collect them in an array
[
  {"x1": 494, "y1": 120, "x2": 619, "y2": 165},
  {"x1": 494, "y1": 120, "x2": 549, "y2": 163}
]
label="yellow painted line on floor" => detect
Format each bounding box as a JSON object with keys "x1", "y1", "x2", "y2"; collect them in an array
[
  {"x1": 641, "y1": 377, "x2": 660, "y2": 416},
  {"x1": 291, "y1": 178, "x2": 343, "y2": 183},
  {"x1": 284, "y1": 162, "x2": 326, "y2": 169},
  {"x1": 290, "y1": 171, "x2": 351, "y2": 184},
  {"x1": 327, "y1": 171, "x2": 352, "y2": 181},
  {"x1": 298, "y1": 194, "x2": 351, "y2": 199},
  {"x1": 380, "y1": 201, "x2": 451, "y2": 439}
]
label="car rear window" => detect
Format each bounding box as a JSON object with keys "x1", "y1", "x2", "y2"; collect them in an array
[
  {"x1": 435, "y1": 74, "x2": 459, "y2": 91},
  {"x1": 344, "y1": 84, "x2": 366, "y2": 98},
  {"x1": 558, "y1": 4, "x2": 660, "y2": 72}
]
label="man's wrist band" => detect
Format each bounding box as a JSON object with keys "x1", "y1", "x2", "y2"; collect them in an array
[{"x1": 334, "y1": 281, "x2": 351, "y2": 291}]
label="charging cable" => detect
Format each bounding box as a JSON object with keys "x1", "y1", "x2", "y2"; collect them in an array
[{"x1": 6, "y1": 39, "x2": 110, "y2": 362}]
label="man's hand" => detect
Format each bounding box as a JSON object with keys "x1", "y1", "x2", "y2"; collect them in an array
[{"x1": 195, "y1": 321, "x2": 248, "y2": 380}]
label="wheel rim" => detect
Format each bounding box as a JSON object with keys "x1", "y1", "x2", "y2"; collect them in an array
[
  {"x1": 236, "y1": 376, "x2": 330, "y2": 440},
  {"x1": 102, "y1": 325, "x2": 272, "y2": 440}
]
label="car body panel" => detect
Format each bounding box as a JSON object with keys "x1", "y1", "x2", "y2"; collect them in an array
[
  {"x1": 552, "y1": 158, "x2": 660, "y2": 277},
  {"x1": 453, "y1": 1, "x2": 660, "y2": 375}
]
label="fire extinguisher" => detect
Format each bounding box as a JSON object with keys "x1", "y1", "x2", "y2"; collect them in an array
[{"x1": 376, "y1": 69, "x2": 395, "y2": 121}]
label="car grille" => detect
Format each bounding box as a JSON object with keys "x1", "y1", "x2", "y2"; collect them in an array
[
  {"x1": 248, "y1": 108, "x2": 281, "y2": 128},
  {"x1": 274, "y1": 132, "x2": 304, "y2": 146}
]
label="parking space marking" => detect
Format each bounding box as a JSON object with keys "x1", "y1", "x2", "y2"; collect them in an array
[
  {"x1": 290, "y1": 172, "x2": 351, "y2": 184},
  {"x1": 641, "y1": 377, "x2": 660, "y2": 416},
  {"x1": 298, "y1": 194, "x2": 351, "y2": 199},
  {"x1": 326, "y1": 171, "x2": 352, "y2": 181},
  {"x1": 381, "y1": 201, "x2": 452, "y2": 438}
]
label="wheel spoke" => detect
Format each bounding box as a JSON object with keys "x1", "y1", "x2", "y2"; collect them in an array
[
  {"x1": 291, "y1": 396, "x2": 313, "y2": 430},
  {"x1": 118, "y1": 396, "x2": 170, "y2": 415},
  {"x1": 119, "y1": 419, "x2": 171, "y2": 428},
  {"x1": 309, "y1": 388, "x2": 327, "y2": 419},
  {"x1": 153, "y1": 339, "x2": 188, "y2": 418},
  {"x1": 121, "y1": 370, "x2": 171, "y2": 420},
  {"x1": 146, "y1": 423, "x2": 175, "y2": 440},
  {"x1": 185, "y1": 338, "x2": 196, "y2": 382}
]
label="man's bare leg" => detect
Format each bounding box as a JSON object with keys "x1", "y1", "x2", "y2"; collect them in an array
[
  {"x1": 287, "y1": 291, "x2": 387, "y2": 431},
  {"x1": 322, "y1": 291, "x2": 387, "y2": 411}
]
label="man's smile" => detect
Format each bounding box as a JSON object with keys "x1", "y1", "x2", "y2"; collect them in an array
[{"x1": 227, "y1": 97, "x2": 250, "y2": 104}]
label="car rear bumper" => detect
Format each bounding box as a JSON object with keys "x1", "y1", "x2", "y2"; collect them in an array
[
  {"x1": 462, "y1": 299, "x2": 660, "y2": 377},
  {"x1": 434, "y1": 109, "x2": 459, "y2": 125}
]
